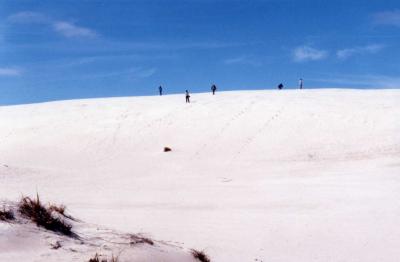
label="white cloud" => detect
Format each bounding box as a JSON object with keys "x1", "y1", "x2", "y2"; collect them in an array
[
  {"x1": 373, "y1": 10, "x2": 400, "y2": 27},
  {"x1": 293, "y1": 46, "x2": 328, "y2": 62},
  {"x1": 77, "y1": 67, "x2": 156, "y2": 80},
  {"x1": 53, "y1": 21, "x2": 97, "y2": 38},
  {"x1": 309, "y1": 74, "x2": 400, "y2": 88},
  {"x1": 7, "y1": 11, "x2": 48, "y2": 24},
  {"x1": 337, "y1": 44, "x2": 385, "y2": 60},
  {"x1": 133, "y1": 68, "x2": 157, "y2": 78},
  {"x1": 0, "y1": 68, "x2": 21, "y2": 76},
  {"x1": 8, "y1": 11, "x2": 97, "y2": 39},
  {"x1": 223, "y1": 55, "x2": 261, "y2": 66},
  {"x1": 224, "y1": 56, "x2": 247, "y2": 65}
]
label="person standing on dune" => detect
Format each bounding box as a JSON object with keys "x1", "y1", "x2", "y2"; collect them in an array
[
  {"x1": 299, "y1": 78, "x2": 303, "y2": 89},
  {"x1": 185, "y1": 90, "x2": 190, "y2": 103},
  {"x1": 211, "y1": 84, "x2": 217, "y2": 95},
  {"x1": 159, "y1": 85, "x2": 163, "y2": 96}
]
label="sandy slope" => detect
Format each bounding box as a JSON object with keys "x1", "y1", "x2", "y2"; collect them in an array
[
  {"x1": 1, "y1": 89, "x2": 399, "y2": 261},
  {"x1": 0, "y1": 200, "x2": 196, "y2": 262}
]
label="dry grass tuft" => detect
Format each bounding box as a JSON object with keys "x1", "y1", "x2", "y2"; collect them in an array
[
  {"x1": 191, "y1": 249, "x2": 211, "y2": 262},
  {"x1": 49, "y1": 204, "x2": 66, "y2": 215},
  {"x1": 0, "y1": 207, "x2": 14, "y2": 221},
  {"x1": 49, "y1": 204, "x2": 76, "y2": 221},
  {"x1": 129, "y1": 234, "x2": 154, "y2": 245},
  {"x1": 88, "y1": 253, "x2": 118, "y2": 262},
  {"x1": 18, "y1": 194, "x2": 73, "y2": 236},
  {"x1": 88, "y1": 253, "x2": 102, "y2": 262},
  {"x1": 51, "y1": 241, "x2": 62, "y2": 249}
]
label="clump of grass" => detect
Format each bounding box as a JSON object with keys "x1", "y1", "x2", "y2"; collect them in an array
[
  {"x1": 0, "y1": 207, "x2": 14, "y2": 221},
  {"x1": 88, "y1": 253, "x2": 118, "y2": 262},
  {"x1": 191, "y1": 249, "x2": 211, "y2": 262},
  {"x1": 49, "y1": 204, "x2": 76, "y2": 221},
  {"x1": 50, "y1": 241, "x2": 62, "y2": 250},
  {"x1": 88, "y1": 253, "x2": 103, "y2": 262},
  {"x1": 49, "y1": 204, "x2": 66, "y2": 215},
  {"x1": 18, "y1": 194, "x2": 73, "y2": 236},
  {"x1": 129, "y1": 234, "x2": 154, "y2": 245}
]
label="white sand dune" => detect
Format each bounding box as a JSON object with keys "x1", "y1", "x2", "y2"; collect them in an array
[
  {"x1": 1, "y1": 89, "x2": 399, "y2": 261},
  {"x1": 0, "y1": 200, "x2": 196, "y2": 262}
]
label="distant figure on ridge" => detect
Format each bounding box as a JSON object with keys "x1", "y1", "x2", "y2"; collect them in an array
[
  {"x1": 299, "y1": 78, "x2": 303, "y2": 89},
  {"x1": 278, "y1": 83, "x2": 284, "y2": 90},
  {"x1": 211, "y1": 84, "x2": 217, "y2": 95},
  {"x1": 159, "y1": 85, "x2": 163, "y2": 96},
  {"x1": 185, "y1": 90, "x2": 190, "y2": 103}
]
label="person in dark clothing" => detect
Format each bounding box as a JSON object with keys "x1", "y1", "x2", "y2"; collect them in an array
[
  {"x1": 211, "y1": 84, "x2": 217, "y2": 95},
  {"x1": 278, "y1": 83, "x2": 284, "y2": 90},
  {"x1": 185, "y1": 90, "x2": 190, "y2": 103},
  {"x1": 158, "y1": 85, "x2": 163, "y2": 96}
]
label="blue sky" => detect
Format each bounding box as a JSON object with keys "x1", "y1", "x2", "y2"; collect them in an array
[{"x1": 0, "y1": 0, "x2": 400, "y2": 105}]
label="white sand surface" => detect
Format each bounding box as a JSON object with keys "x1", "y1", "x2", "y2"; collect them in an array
[{"x1": 1, "y1": 89, "x2": 399, "y2": 261}]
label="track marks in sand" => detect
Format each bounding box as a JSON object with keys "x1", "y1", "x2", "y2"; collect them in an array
[
  {"x1": 111, "y1": 110, "x2": 130, "y2": 145},
  {"x1": 191, "y1": 100, "x2": 258, "y2": 159},
  {"x1": 229, "y1": 107, "x2": 284, "y2": 163}
]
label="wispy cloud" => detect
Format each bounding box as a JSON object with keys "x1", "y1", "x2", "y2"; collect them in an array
[
  {"x1": 53, "y1": 21, "x2": 97, "y2": 38},
  {"x1": 47, "y1": 53, "x2": 177, "y2": 69},
  {"x1": 22, "y1": 67, "x2": 157, "y2": 86},
  {"x1": 78, "y1": 67, "x2": 157, "y2": 80},
  {"x1": 7, "y1": 11, "x2": 48, "y2": 24},
  {"x1": 293, "y1": 46, "x2": 328, "y2": 62},
  {"x1": 373, "y1": 10, "x2": 400, "y2": 27},
  {"x1": 8, "y1": 11, "x2": 97, "y2": 39},
  {"x1": 224, "y1": 56, "x2": 247, "y2": 65},
  {"x1": 0, "y1": 67, "x2": 21, "y2": 76},
  {"x1": 309, "y1": 74, "x2": 400, "y2": 88},
  {"x1": 132, "y1": 68, "x2": 157, "y2": 78},
  {"x1": 223, "y1": 55, "x2": 261, "y2": 66},
  {"x1": 10, "y1": 38, "x2": 239, "y2": 53},
  {"x1": 337, "y1": 44, "x2": 385, "y2": 60}
]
